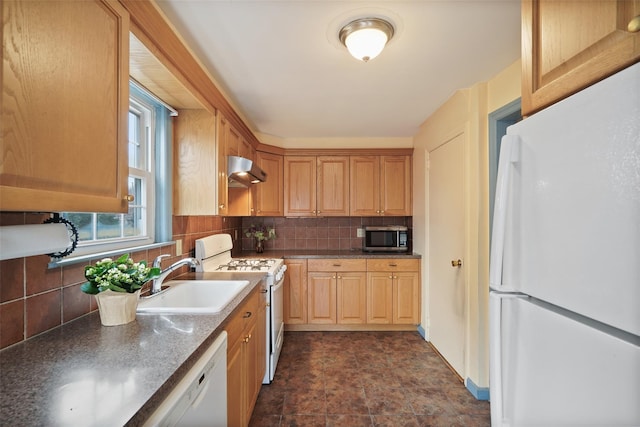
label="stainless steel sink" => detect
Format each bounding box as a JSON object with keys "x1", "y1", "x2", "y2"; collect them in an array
[{"x1": 137, "y1": 280, "x2": 251, "y2": 314}]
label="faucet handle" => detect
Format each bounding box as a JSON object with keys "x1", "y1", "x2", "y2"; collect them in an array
[{"x1": 153, "y1": 254, "x2": 171, "y2": 268}]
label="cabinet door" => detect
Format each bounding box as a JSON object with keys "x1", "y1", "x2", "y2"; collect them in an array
[
  {"x1": 317, "y1": 156, "x2": 349, "y2": 216},
  {"x1": 367, "y1": 272, "x2": 394, "y2": 324},
  {"x1": 244, "y1": 319, "x2": 261, "y2": 423},
  {"x1": 1, "y1": 0, "x2": 129, "y2": 213},
  {"x1": 255, "y1": 152, "x2": 284, "y2": 216},
  {"x1": 284, "y1": 259, "x2": 308, "y2": 324},
  {"x1": 350, "y1": 156, "x2": 380, "y2": 216},
  {"x1": 337, "y1": 272, "x2": 367, "y2": 324},
  {"x1": 380, "y1": 156, "x2": 412, "y2": 216},
  {"x1": 239, "y1": 138, "x2": 252, "y2": 159},
  {"x1": 307, "y1": 272, "x2": 336, "y2": 324},
  {"x1": 173, "y1": 109, "x2": 217, "y2": 215},
  {"x1": 393, "y1": 272, "x2": 420, "y2": 324},
  {"x1": 227, "y1": 124, "x2": 241, "y2": 157},
  {"x1": 522, "y1": 0, "x2": 640, "y2": 116},
  {"x1": 216, "y1": 114, "x2": 229, "y2": 215},
  {"x1": 284, "y1": 156, "x2": 316, "y2": 216}
]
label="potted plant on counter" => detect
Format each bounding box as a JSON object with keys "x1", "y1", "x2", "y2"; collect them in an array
[
  {"x1": 244, "y1": 224, "x2": 276, "y2": 253},
  {"x1": 81, "y1": 253, "x2": 161, "y2": 326}
]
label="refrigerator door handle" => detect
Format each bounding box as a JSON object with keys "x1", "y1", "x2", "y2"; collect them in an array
[
  {"x1": 489, "y1": 135, "x2": 521, "y2": 289},
  {"x1": 490, "y1": 292, "x2": 528, "y2": 427}
]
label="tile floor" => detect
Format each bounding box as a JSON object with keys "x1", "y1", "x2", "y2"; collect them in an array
[{"x1": 249, "y1": 331, "x2": 490, "y2": 427}]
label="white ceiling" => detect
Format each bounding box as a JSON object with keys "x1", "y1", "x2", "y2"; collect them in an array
[{"x1": 155, "y1": 0, "x2": 521, "y2": 139}]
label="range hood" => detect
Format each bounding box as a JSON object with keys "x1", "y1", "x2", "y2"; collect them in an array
[{"x1": 228, "y1": 155, "x2": 267, "y2": 188}]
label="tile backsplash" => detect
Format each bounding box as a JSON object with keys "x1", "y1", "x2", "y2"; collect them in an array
[{"x1": 240, "y1": 216, "x2": 412, "y2": 252}]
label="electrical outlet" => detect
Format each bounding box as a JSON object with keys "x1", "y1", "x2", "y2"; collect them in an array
[
  {"x1": 356, "y1": 228, "x2": 364, "y2": 238},
  {"x1": 175, "y1": 239, "x2": 182, "y2": 255},
  {"x1": 234, "y1": 229, "x2": 238, "y2": 241}
]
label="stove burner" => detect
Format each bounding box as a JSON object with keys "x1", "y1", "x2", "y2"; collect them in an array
[{"x1": 215, "y1": 258, "x2": 280, "y2": 272}]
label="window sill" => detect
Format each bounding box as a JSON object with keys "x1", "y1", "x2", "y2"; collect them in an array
[{"x1": 48, "y1": 241, "x2": 176, "y2": 269}]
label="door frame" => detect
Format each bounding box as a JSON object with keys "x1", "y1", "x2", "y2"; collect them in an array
[{"x1": 488, "y1": 98, "x2": 521, "y2": 238}]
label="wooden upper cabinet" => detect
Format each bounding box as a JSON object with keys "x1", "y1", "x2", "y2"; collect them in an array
[
  {"x1": 349, "y1": 156, "x2": 379, "y2": 216},
  {"x1": 1, "y1": 0, "x2": 130, "y2": 213},
  {"x1": 522, "y1": 0, "x2": 640, "y2": 116},
  {"x1": 216, "y1": 113, "x2": 229, "y2": 215},
  {"x1": 255, "y1": 152, "x2": 284, "y2": 216},
  {"x1": 239, "y1": 138, "x2": 252, "y2": 160},
  {"x1": 350, "y1": 156, "x2": 412, "y2": 216},
  {"x1": 173, "y1": 109, "x2": 217, "y2": 215},
  {"x1": 380, "y1": 155, "x2": 412, "y2": 216},
  {"x1": 227, "y1": 124, "x2": 241, "y2": 157},
  {"x1": 316, "y1": 156, "x2": 349, "y2": 216},
  {"x1": 284, "y1": 156, "x2": 349, "y2": 217},
  {"x1": 284, "y1": 156, "x2": 317, "y2": 216}
]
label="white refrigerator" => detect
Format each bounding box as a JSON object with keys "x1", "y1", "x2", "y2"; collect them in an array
[{"x1": 489, "y1": 62, "x2": 640, "y2": 426}]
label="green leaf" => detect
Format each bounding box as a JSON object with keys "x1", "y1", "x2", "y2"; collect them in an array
[
  {"x1": 108, "y1": 284, "x2": 128, "y2": 293},
  {"x1": 80, "y1": 282, "x2": 100, "y2": 295},
  {"x1": 116, "y1": 253, "x2": 130, "y2": 264}
]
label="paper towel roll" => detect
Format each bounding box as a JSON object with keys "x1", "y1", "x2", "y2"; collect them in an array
[{"x1": 0, "y1": 223, "x2": 72, "y2": 260}]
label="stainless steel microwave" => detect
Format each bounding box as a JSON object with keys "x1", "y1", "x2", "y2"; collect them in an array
[{"x1": 363, "y1": 226, "x2": 409, "y2": 252}]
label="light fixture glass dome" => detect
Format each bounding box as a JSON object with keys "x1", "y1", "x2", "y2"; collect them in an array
[{"x1": 339, "y1": 18, "x2": 394, "y2": 62}]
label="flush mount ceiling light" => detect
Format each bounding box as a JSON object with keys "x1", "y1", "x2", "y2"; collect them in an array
[{"x1": 339, "y1": 17, "x2": 395, "y2": 62}]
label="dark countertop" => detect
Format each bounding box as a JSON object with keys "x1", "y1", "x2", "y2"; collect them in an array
[
  {"x1": 0, "y1": 271, "x2": 266, "y2": 427},
  {"x1": 239, "y1": 249, "x2": 422, "y2": 259}
]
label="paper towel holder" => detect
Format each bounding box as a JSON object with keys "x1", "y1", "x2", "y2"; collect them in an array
[{"x1": 43, "y1": 214, "x2": 78, "y2": 258}]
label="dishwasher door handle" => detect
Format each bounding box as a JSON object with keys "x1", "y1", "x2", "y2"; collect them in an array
[{"x1": 191, "y1": 379, "x2": 211, "y2": 409}]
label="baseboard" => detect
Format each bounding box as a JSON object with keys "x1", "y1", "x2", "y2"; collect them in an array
[
  {"x1": 284, "y1": 324, "x2": 418, "y2": 332},
  {"x1": 466, "y1": 378, "x2": 490, "y2": 401},
  {"x1": 417, "y1": 324, "x2": 426, "y2": 339}
]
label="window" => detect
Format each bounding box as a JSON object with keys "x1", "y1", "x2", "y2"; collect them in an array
[{"x1": 61, "y1": 83, "x2": 171, "y2": 259}]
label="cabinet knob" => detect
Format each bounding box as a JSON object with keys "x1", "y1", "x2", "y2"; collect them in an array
[
  {"x1": 219, "y1": 204, "x2": 225, "y2": 209},
  {"x1": 389, "y1": 275, "x2": 393, "y2": 279},
  {"x1": 337, "y1": 275, "x2": 342, "y2": 279},
  {"x1": 628, "y1": 15, "x2": 640, "y2": 33},
  {"x1": 451, "y1": 259, "x2": 462, "y2": 267},
  {"x1": 243, "y1": 311, "x2": 252, "y2": 318},
  {"x1": 389, "y1": 263, "x2": 397, "y2": 267},
  {"x1": 124, "y1": 194, "x2": 134, "y2": 202}
]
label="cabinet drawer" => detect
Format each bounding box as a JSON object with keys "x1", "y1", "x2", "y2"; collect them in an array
[
  {"x1": 308, "y1": 259, "x2": 366, "y2": 272},
  {"x1": 224, "y1": 288, "x2": 260, "y2": 343},
  {"x1": 367, "y1": 258, "x2": 420, "y2": 271}
]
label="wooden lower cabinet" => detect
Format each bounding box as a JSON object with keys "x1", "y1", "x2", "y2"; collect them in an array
[
  {"x1": 367, "y1": 272, "x2": 394, "y2": 324},
  {"x1": 225, "y1": 284, "x2": 266, "y2": 427},
  {"x1": 336, "y1": 272, "x2": 367, "y2": 324},
  {"x1": 306, "y1": 259, "x2": 371, "y2": 326},
  {"x1": 284, "y1": 259, "x2": 308, "y2": 324},
  {"x1": 308, "y1": 271, "x2": 338, "y2": 324},
  {"x1": 367, "y1": 259, "x2": 421, "y2": 325},
  {"x1": 284, "y1": 257, "x2": 421, "y2": 329}
]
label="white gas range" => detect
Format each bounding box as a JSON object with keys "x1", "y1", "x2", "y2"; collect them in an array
[{"x1": 194, "y1": 234, "x2": 285, "y2": 384}]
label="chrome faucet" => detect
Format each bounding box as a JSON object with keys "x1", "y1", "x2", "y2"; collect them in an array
[{"x1": 150, "y1": 254, "x2": 200, "y2": 294}]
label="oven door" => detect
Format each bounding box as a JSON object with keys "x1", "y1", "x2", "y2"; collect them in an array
[{"x1": 271, "y1": 276, "x2": 284, "y2": 352}]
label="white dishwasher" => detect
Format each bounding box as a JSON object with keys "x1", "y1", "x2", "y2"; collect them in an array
[{"x1": 144, "y1": 331, "x2": 227, "y2": 427}]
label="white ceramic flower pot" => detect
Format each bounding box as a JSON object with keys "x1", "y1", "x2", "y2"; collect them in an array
[{"x1": 94, "y1": 289, "x2": 141, "y2": 326}]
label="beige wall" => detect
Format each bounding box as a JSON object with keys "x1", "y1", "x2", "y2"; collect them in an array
[{"x1": 412, "y1": 60, "x2": 521, "y2": 389}]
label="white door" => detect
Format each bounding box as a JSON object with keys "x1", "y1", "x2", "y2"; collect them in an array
[{"x1": 428, "y1": 132, "x2": 465, "y2": 377}]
